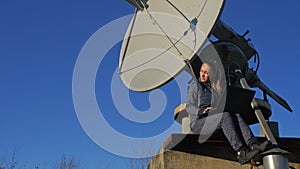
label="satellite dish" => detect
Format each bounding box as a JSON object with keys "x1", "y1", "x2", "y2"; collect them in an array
[{"x1": 119, "y1": 0, "x2": 225, "y2": 92}]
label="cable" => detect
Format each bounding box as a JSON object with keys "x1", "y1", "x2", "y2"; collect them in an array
[
  {"x1": 118, "y1": 9, "x2": 138, "y2": 74},
  {"x1": 255, "y1": 53, "x2": 260, "y2": 73},
  {"x1": 120, "y1": 0, "x2": 199, "y2": 75},
  {"x1": 165, "y1": 0, "x2": 190, "y2": 23}
]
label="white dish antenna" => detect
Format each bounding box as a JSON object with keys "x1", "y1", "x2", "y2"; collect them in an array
[{"x1": 119, "y1": 0, "x2": 225, "y2": 92}]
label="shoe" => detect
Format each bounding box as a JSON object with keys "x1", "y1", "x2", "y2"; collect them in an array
[
  {"x1": 251, "y1": 140, "x2": 271, "y2": 152},
  {"x1": 236, "y1": 147, "x2": 260, "y2": 165},
  {"x1": 251, "y1": 140, "x2": 273, "y2": 163}
]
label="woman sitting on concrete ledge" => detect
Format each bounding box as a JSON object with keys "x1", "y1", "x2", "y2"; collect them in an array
[{"x1": 186, "y1": 61, "x2": 269, "y2": 165}]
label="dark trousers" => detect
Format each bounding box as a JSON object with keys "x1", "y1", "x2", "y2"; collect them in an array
[{"x1": 191, "y1": 112, "x2": 257, "y2": 151}]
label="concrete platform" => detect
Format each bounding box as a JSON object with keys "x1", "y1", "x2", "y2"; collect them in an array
[{"x1": 148, "y1": 134, "x2": 300, "y2": 169}]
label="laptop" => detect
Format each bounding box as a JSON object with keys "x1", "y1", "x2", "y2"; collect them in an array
[{"x1": 224, "y1": 86, "x2": 256, "y2": 114}]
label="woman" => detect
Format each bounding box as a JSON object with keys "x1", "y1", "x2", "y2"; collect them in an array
[{"x1": 186, "y1": 61, "x2": 269, "y2": 165}]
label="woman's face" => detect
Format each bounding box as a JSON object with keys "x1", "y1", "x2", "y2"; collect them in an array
[{"x1": 199, "y1": 63, "x2": 212, "y2": 83}]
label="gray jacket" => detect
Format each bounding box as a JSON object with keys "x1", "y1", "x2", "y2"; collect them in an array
[{"x1": 186, "y1": 80, "x2": 221, "y2": 125}]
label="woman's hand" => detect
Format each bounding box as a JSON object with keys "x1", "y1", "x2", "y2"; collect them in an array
[{"x1": 203, "y1": 107, "x2": 212, "y2": 114}]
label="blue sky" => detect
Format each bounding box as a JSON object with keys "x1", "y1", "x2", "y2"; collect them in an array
[{"x1": 1, "y1": 1, "x2": 300, "y2": 168}]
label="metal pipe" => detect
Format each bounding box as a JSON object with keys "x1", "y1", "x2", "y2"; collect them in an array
[
  {"x1": 239, "y1": 76, "x2": 278, "y2": 145},
  {"x1": 263, "y1": 154, "x2": 289, "y2": 169}
]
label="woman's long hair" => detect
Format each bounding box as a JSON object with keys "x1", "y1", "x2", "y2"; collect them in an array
[{"x1": 204, "y1": 61, "x2": 224, "y2": 94}]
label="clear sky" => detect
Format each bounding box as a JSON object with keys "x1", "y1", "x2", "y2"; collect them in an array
[{"x1": 1, "y1": 1, "x2": 300, "y2": 168}]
